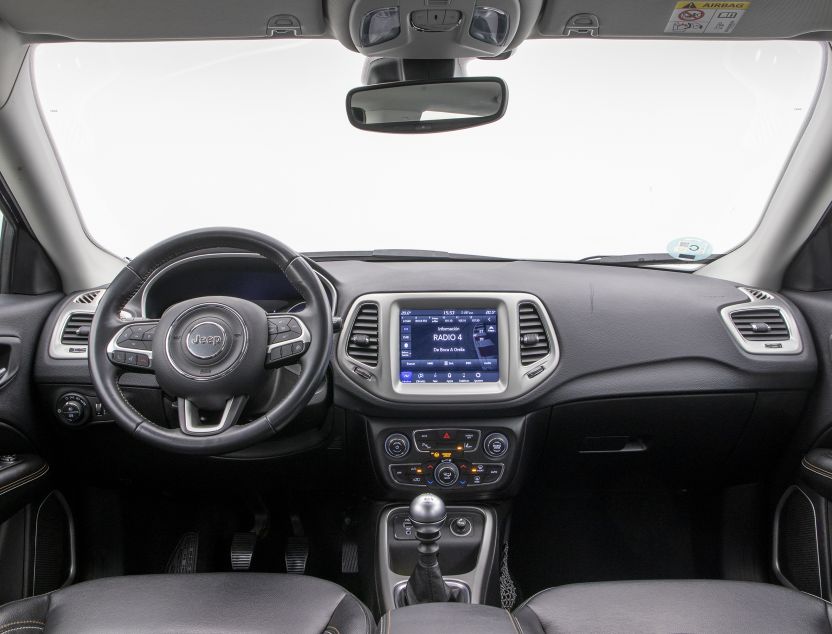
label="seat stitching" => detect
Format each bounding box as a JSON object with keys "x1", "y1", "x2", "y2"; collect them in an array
[
  {"x1": 0, "y1": 466, "x2": 49, "y2": 497},
  {"x1": 0, "y1": 626, "x2": 44, "y2": 634},
  {"x1": 0, "y1": 621, "x2": 45, "y2": 630},
  {"x1": 802, "y1": 459, "x2": 832, "y2": 481}
]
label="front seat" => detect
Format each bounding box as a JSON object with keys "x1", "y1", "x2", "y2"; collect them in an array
[
  {"x1": 0, "y1": 573, "x2": 374, "y2": 634},
  {"x1": 512, "y1": 580, "x2": 832, "y2": 633}
]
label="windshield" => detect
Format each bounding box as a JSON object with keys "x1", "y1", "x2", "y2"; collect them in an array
[{"x1": 33, "y1": 39, "x2": 824, "y2": 261}]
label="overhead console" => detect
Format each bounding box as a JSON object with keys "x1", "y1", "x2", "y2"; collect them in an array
[
  {"x1": 337, "y1": 292, "x2": 558, "y2": 403},
  {"x1": 346, "y1": 0, "x2": 539, "y2": 59}
]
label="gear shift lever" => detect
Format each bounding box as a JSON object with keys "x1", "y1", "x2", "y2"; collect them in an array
[{"x1": 405, "y1": 492, "x2": 452, "y2": 605}]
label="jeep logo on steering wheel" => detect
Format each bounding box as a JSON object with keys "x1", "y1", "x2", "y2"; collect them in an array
[{"x1": 185, "y1": 321, "x2": 227, "y2": 359}]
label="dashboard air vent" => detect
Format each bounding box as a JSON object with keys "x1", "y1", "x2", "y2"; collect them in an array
[
  {"x1": 729, "y1": 308, "x2": 790, "y2": 341},
  {"x1": 61, "y1": 313, "x2": 94, "y2": 346},
  {"x1": 73, "y1": 289, "x2": 102, "y2": 304},
  {"x1": 519, "y1": 302, "x2": 550, "y2": 365},
  {"x1": 739, "y1": 287, "x2": 774, "y2": 302},
  {"x1": 347, "y1": 303, "x2": 379, "y2": 367}
]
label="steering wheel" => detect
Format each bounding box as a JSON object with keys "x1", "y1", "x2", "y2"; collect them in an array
[{"x1": 88, "y1": 228, "x2": 333, "y2": 455}]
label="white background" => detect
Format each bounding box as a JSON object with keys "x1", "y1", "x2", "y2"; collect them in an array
[{"x1": 34, "y1": 38, "x2": 823, "y2": 260}]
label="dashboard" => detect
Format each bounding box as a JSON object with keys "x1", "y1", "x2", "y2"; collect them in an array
[{"x1": 33, "y1": 250, "x2": 819, "y2": 496}]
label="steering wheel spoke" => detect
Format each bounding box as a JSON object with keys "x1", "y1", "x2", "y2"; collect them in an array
[
  {"x1": 107, "y1": 319, "x2": 160, "y2": 371},
  {"x1": 177, "y1": 395, "x2": 249, "y2": 435},
  {"x1": 265, "y1": 313, "x2": 311, "y2": 368}
]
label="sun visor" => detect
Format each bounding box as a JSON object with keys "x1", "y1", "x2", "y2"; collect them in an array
[
  {"x1": 537, "y1": 0, "x2": 832, "y2": 40},
  {"x1": 0, "y1": 0, "x2": 327, "y2": 40}
]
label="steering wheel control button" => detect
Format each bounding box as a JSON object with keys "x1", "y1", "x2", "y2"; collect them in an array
[
  {"x1": 385, "y1": 433, "x2": 411, "y2": 458},
  {"x1": 484, "y1": 432, "x2": 509, "y2": 458},
  {"x1": 435, "y1": 462, "x2": 460, "y2": 487},
  {"x1": 267, "y1": 316, "x2": 304, "y2": 345},
  {"x1": 185, "y1": 321, "x2": 228, "y2": 359},
  {"x1": 56, "y1": 393, "x2": 90, "y2": 425},
  {"x1": 116, "y1": 323, "x2": 156, "y2": 351}
]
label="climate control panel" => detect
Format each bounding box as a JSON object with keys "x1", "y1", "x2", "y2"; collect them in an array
[{"x1": 369, "y1": 419, "x2": 522, "y2": 495}]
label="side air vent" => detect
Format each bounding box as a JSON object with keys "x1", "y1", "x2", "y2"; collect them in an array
[
  {"x1": 518, "y1": 302, "x2": 550, "y2": 365},
  {"x1": 729, "y1": 308, "x2": 790, "y2": 341},
  {"x1": 347, "y1": 303, "x2": 379, "y2": 367},
  {"x1": 60, "y1": 313, "x2": 94, "y2": 346},
  {"x1": 739, "y1": 287, "x2": 775, "y2": 302},
  {"x1": 73, "y1": 289, "x2": 102, "y2": 304}
]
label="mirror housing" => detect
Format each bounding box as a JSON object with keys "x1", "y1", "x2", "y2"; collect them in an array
[{"x1": 346, "y1": 77, "x2": 508, "y2": 133}]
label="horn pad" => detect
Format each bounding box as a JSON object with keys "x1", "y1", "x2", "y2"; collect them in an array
[{"x1": 152, "y1": 296, "x2": 268, "y2": 410}]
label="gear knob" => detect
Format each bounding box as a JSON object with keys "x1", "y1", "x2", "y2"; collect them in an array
[{"x1": 409, "y1": 493, "x2": 446, "y2": 539}]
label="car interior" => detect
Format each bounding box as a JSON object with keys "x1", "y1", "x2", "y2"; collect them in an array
[{"x1": 2, "y1": 1, "x2": 832, "y2": 632}]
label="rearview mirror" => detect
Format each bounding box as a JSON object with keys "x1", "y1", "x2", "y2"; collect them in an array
[{"x1": 346, "y1": 77, "x2": 507, "y2": 134}]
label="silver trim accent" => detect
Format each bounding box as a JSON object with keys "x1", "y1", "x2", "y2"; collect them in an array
[
  {"x1": 48, "y1": 289, "x2": 105, "y2": 360},
  {"x1": 265, "y1": 314, "x2": 312, "y2": 354},
  {"x1": 338, "y1": 292, "x2": 559, "y2": 403},
  {"x1": 137, "y1": 252, "x2": 338, "y2": 318},
  {"x1": 720, "y1": 303, "x2": 803, "y2": 355},
  {"x1": 738, "y1": 286, "x2": 775, "y2": 302},
  {"x1": 106, "y1": 321, "x2": 157, "y2": 363},
  {"x1": 73, "y1": 289, "x2": 103, "y2": 304},
  {"x1": 773, "y1": 485, "x2": 823, "y2": 597},
  {"x1": 165, "y1": 303, "x2": 249, "y2": 381},
  {"x1": 179, "y1": 395, "x2": 248, "y2": 434},
  {"x1": 378, "y1": 505, "x2": 496, "y2": 613}
]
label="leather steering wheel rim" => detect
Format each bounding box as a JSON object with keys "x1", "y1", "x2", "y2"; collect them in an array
[{"x1": 88, "y1": 227, "x2": 333, "y2": 455}]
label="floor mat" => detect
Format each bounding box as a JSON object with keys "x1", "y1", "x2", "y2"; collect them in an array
[
  {"x1": 166, "y1": 532, "x2": 199, "y2": 574},
  {"x1": 509, "y1": 486, "x2": 722, "y2": 598}
]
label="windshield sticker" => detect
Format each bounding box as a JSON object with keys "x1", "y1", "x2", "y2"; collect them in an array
[
  {"x1": 667, "y1": 237, "x2": 713, "y2": 261},
  {"x1": 665, "y1": 2, "x2": 749, "y2": 34}
]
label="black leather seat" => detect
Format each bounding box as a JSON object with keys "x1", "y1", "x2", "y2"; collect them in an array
[
  {"x1": 0, "y1": 573, "x2": 374, "y2": 634},
  {"x1": 512, "y1": 580, "x2": 832, "y2": 633}
]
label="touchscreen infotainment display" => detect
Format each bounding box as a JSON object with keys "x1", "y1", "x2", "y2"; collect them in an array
[{"x1": 399, "y1": 309, "x2": 499, "y2": 384}]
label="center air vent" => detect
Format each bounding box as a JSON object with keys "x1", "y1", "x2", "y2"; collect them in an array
[
  {"x1": 347, "y1": 303, "x2": 379, "y2": 367},
  {"x1": 60, "y1": 313, "x2": 94, "y2": 346},
  {"x1": 518, "y1": 302, "x2": 550, "y2": 364},
  {"x1": 729, "y1": 308, "x2": 790, "y2": 341}
]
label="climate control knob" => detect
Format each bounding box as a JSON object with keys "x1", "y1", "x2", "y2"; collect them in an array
[
  {"x1": 384, "y1": 433, "x2": 410, "y2": 458},
  {"x1": 434, "y1": 462, "x2": 460, "y2": 487},
  {"x1": 484, "y1": 432, "x2": 509, "y2": 458}
]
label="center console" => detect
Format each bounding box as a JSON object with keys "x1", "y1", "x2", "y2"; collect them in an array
[{"x1": 378, "y1": 499, "x2": 498, "y2": 613}]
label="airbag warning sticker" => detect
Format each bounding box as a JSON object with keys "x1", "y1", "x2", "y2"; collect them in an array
[{"x1": 665, "y1": 2, "x2": 749, "y2": 34}]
